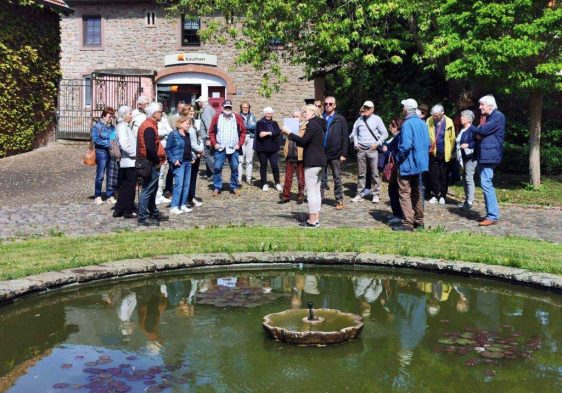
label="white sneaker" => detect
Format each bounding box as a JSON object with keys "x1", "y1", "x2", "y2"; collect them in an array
[
  {"x1": 388, "y1": 216, "x2": 403, "y2": 225},
  {"x1": 192, "y1": 198, "x2": 203, "y2": 207},
  {"x1": 156, "y1": 196, "x2": 171, "y2": 205},
  {"x1": 372, "y1": 195, "x2": 380, "y2": 204},
  {"x1": 262, "y1": 184, "x2": 269, "y2": 191},
  {"x1": 439, "y1": 197, "x2": 446, "y2": 205},
  {"x1": 94, "y1": 196, "x2": 103, "y2": 205},
  {"x1": 169, "y1": 207, "x2": 183, "y2": 215},
  {"x1": 429, "y1": 197, "x2": 438, "y2": 204},
  {"x1": 275, "y1": 183, "x2": 283, "y2": 192},
  {"x1": 351, "y1": 194, "x2": 363, "y2": 203},
  {"x1": 180, "y1": 205, "x2": 193, "y2": 213},
  {"x1": 106, "y1": 196, "x2": 117, "y2": 204}
]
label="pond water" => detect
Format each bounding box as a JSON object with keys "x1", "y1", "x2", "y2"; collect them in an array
[{"x1": 0, "y1": 266, "x2": 560, "y2": 393}]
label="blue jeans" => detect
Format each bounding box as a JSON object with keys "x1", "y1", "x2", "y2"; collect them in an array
[
  {"x1": 479, "y1": 164, "x2": 500, "y2": 221},
  {"x1": 171, "y1": 161, "x2": 192, "y2": 208},
  {"x1": 94, "y1": 148, "x2": 113, "y2": 197},
  {"x1": 139, "y1": 166, "x2": 160, "y2": 221},
  {"x1": 213, "y1": 149, "x2": 239, "y2": 191}
]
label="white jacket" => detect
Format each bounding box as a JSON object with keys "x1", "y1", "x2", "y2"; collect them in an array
[{"x1": 116, "y1": 122, "x2": 136, "y2": 168}]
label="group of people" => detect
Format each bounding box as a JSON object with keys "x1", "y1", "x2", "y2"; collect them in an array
[{"x1": 90, "y1": 92, "x2": 505, "y2": 229}]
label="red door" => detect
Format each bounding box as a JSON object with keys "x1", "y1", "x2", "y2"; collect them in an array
[{"x1": 208, "y1": 86, "x2": 226, "y2": 112}]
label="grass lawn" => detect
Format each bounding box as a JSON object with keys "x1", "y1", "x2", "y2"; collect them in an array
[
  {"x1": 0, "y1": 227, "x2": 560, "y2": 280},
  {"x1": 449, "y1": 175, "x2": 562, "y2": 207}
]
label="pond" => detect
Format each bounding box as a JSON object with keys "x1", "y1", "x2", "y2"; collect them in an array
[{"x1": 0, "y1": 266, "x2": 560, "y2": 392}]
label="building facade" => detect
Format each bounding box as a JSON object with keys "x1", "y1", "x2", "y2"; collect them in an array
[{"x1": 60, "y1": 0, "x2": 317, "y2": 129}]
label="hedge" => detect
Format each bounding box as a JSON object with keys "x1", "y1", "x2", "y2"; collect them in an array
[
  {"x1": 0, "y1": 0, "x2": 61, "y2": 157},
  {"x1": 499, "y1": 143, "x2": 562, "y2": 176}
]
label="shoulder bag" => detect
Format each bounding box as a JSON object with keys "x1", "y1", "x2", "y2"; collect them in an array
[
  {"x1": 109, "y1": 139, "x2": 122, "y2": 160},
  {"x1": 382, "y1": 154, "x2": 397, "y2": 183},
  {"x1": 83, "y1": 141, "x2": 96, "y2": 166}
]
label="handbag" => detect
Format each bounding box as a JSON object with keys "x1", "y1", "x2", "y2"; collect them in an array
[
  {"x1": 382, "y1": 154, "x2": 397, "y2": 183},
  {"x1": 83, "y1": 142, "x2": 96, "y2": 166},
  {"x1": 135, "y1": 157, "x2": 152, "y2": 179},
  {"x1": 109, "y1": 139, "x2": 122, "y2": 160}
]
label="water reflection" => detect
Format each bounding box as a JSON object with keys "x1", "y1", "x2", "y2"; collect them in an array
[{"x1": 0, "y1": 268, "x2": 559, "y2": 393}]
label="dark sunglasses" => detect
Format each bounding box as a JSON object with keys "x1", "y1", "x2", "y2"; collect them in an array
[{"x1": 324, "y1": 103, "x2": 334, "y2": 106}]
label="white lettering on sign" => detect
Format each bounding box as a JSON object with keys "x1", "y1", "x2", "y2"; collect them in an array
[{"x1": 164, "y1": 53, "x2": 218, "y2": 67}]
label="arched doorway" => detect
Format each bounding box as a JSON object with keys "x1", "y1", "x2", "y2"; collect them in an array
[{"x1": 155, "y1": 66, "x2": 237, "y2": 113}]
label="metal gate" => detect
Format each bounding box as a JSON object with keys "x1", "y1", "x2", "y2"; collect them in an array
[{"x1": 56, "y1": 73, "x2": 143, "y2": 140}]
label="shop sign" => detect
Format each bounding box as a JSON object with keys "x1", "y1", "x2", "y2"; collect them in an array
[{"x1": 164, "y1": 53, "x2": 218, "y2": 67}]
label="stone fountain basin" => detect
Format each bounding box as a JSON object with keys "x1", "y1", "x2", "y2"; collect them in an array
[{"x1": 263, "y1": 308, "x2": 364, "y2": 345}]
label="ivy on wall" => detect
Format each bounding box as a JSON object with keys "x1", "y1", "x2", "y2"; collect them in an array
[{"x1": 0, "y1": 0, "x2": 61, "y2": 157}]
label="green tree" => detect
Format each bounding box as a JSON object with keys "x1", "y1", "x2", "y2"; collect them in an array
[
  {"x1": 163, "y1": 1, "x2": 560, "y2": 187},
  {"x1": 423, "y1": 0, "x2": 561, "y2": 187},
  {"x1": 161, "y1": 0, "x2": 433, "y2": 96}
]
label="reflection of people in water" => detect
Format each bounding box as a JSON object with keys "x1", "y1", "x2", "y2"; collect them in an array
[
  {"x1": 137, "y1": 285, "x2": 168, "y2": 349},
  {"x1": 101, "y1": 288, "x2": 138, "y2": 336},
  {"x1": 417, "y1": 280, "x2": 452, "y2": 317},
  {"x1": 454, "y1": 285, "x2": 470, "y2": 313},
  {"x1": 352, "y1": 277, "x2": 383, "y2": 317},
  {"x1": 118, "y1": 292, "x2": 137, "y2": 336},
  {"x1": 385, "y1": 280, "x2": 427, "y2": 390}
]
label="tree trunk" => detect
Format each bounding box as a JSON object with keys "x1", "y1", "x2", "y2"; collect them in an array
[{"x1": 528, "y1": 92, "x2": 543, "y2": 188}]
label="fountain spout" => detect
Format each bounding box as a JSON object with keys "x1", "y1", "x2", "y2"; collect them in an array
[{"x1": 307, "y1": 302, "x2": 315, "y2": 321}]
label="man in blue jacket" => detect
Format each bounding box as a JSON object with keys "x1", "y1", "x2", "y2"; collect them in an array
[
  {"x1": 474, "y1": 95, "x2": 505, "y2": 226},
  {"x1": 394, "y1": 99, "x2": 431, "y2": 231}
]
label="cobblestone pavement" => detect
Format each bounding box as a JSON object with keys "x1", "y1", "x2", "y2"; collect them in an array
[{"x1": 0, "y1": 142, "x2": 560, "y2": 242}]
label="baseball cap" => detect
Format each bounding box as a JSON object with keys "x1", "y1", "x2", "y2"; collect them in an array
[
  {"x1": 401, "y1": 98, "x2": 418, "y2": 111},
  {"x1": 222, "y1": 100, "x2": 233, "y2": 108},
  {"x1": 362, "y1": 100, "x2": 374, "y2": 108},
  {"x1": 195, "y1": 96, "x2": 209, "y2": 103}
]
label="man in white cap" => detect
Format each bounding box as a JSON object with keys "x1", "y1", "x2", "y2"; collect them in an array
[
  {"x1": 196, "y1": 95, "x2": 217, "y2": 179},
  {"x1": 393, "y1": 98, "x2": 431, "y2": 231},
  {"x1": 349, "y1": 100, "x2": 388, "y2": 203}
]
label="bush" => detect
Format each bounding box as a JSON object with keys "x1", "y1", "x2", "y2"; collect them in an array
[
  {"x1": 0, "y1": 0, "x2": 61, "y2": 157},
  {"x1": 499, "y1": 143, "x2": 562, "y2": 176}
]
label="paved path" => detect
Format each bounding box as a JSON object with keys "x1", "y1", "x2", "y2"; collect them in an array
[{"x1": 0, "y1": 142, "x2": 560, "y2": 242}]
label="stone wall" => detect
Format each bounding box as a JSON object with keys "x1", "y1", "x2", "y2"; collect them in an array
[{"x1": 61, "y1": 1, "x2": 315, "y2": 118}]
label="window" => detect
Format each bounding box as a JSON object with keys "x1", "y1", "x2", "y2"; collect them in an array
[
  {"x1": 181, "y1": 16, "x2": 200, "y2": 46},
  {"x1": 146, "y1": 11, "x2": 156, "y2": 27},
  {"x1": 83, "y1": 16, "x2": 102, "y2": 46},
  {"x1": 84, "y1": 76, "x2": 92, "y2": 107}
]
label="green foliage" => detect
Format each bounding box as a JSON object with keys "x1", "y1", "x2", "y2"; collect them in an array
[
  {"x1": 161, "y1": 0, "x2": 435, "y2": 97},
  {"x1": 500, "y1": 143, "x2": 562, "y2": 175},
  {"x1": 0, "y1": 0, "x2": 61, "y2": 157},
  {"x1": 426, "y1": 1, "x2": 561, "y2": 95}
]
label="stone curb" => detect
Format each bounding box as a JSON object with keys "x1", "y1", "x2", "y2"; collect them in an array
[{"x1": 0, "y1": 252, "x2": 560, "y2": 303}]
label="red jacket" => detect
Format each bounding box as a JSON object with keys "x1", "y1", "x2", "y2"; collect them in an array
[{"x1": 208, "y1": 113, "x2": 246, "y2": 147}]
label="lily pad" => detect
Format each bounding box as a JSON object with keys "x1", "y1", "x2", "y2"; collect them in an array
[
  {"x1": 455, "y1": 338, "x2": 476, "y2": 346},
  {"x1": 53, "y1": 383, "x2": 70, "y2": 390},
  {"x1": 487, "y1": 346, "x2": 504, "y2": 353},
  {"x1": 480, "y1": 351, "x2": 504, "y2": 359},
  {"x1": 85, "y1": 361, "x2": 98, "y2": 367},
  {"x1": 61, "y1": 364, "x2": 73, "y2": 369},
  {"x1": 438, "y1": 338, "x2": 456, "y2": 345},
  {"x1": 460, "y1": 332, "x2": 475, "y2": 339}
]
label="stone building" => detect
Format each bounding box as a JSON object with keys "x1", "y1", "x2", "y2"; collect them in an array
[{"x1": 58, "y1": 0, "x2": 319, "y2": 138}]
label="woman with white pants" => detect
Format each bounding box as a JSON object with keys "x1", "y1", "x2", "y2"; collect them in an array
[{"x1": 282, "y1": 104, "x2": 327, "y2": 227}]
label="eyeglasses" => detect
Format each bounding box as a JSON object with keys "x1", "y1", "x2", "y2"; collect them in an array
[{"x1": 324, "y1": 103, "x2": 334, "y2": 107}]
